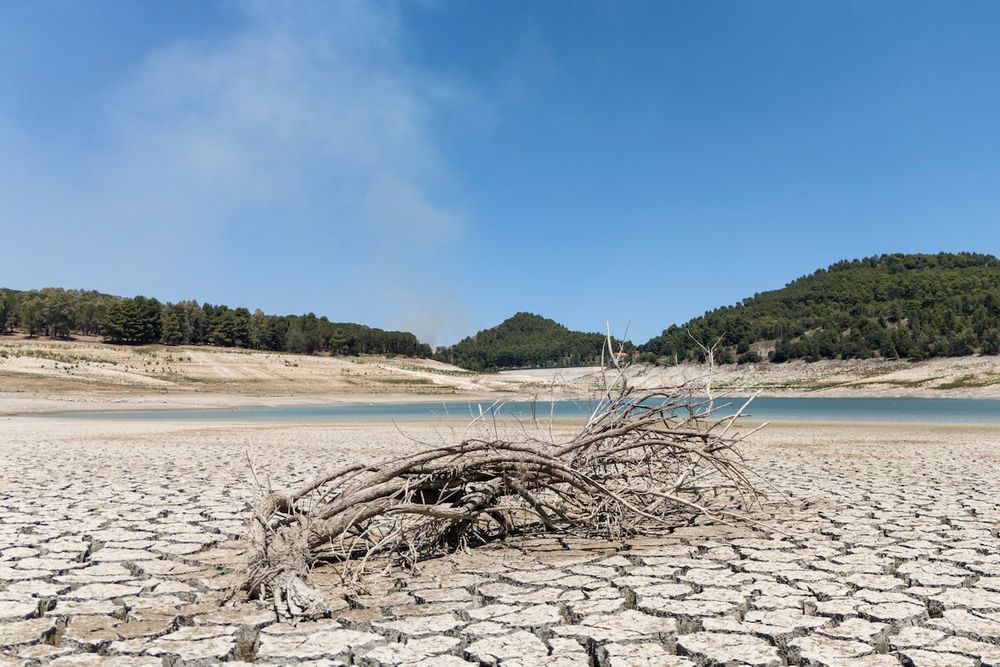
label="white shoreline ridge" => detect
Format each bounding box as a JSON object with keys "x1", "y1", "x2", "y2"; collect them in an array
[
  {"x1": 18, "y1": 396, "x2": 1000, "y2": 428},
  {"x1": 1, "y1": 336, "x2": 999, "y2": 418}
]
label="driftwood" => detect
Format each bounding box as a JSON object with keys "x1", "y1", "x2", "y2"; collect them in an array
[{"x1": 234, "y1": 336, "x2": 767, "y2": 620}]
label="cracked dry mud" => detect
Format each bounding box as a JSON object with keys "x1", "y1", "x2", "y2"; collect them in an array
[{"x1": 1, "y1": 418, "x2": 999, "y2": 666}]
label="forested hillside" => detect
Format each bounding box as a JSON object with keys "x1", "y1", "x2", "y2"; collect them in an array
[
  {"x1": 641, "y1": 253, "x2": 1000, "y2": 363},
  {"x1": 0, "y1": 288, "x2": 431, "y2": 357},
  {"x1": 436, "y1": 312, "x2": 621, "y2": 371},
  {"x1": 7, "y1": 252, "x2": 998, "y2": 369}
]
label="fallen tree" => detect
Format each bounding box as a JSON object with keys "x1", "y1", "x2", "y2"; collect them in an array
[{"x1": 233, "y1": 338, "x2": 769, "y2": 620}]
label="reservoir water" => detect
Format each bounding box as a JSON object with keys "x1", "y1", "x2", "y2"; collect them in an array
[{"x1": 45, "y1": 396, "x2": 1000, "y2": 424}]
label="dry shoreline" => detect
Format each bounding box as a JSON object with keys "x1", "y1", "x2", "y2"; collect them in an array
[
  {"x1": 18, "y1": 412, "x2": 1000, "y2": 428},
  {"x1": 4, "y1": 339, "x2": 999, "y2": 663},
  {"x1": 2, "y1": 336, "x2": 1000, "y2": 418},
  {"x1": 5, "y1": 389, "x2": 1000, "y2": 419},
  {"x1": 0, "y1": 391, "x2": 513, "y2": 416},
  {"x1": 2, "y1": 417, "x2": 999, "y2": 663}
]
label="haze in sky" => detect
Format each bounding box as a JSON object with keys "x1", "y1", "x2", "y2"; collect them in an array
[{"x1": 2, "y1": 1, "x2": 999, "y2": 345}]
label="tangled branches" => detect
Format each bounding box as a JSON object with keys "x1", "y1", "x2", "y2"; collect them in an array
[{"x1": 234, "y1": 343, "x2": 768, "y2": 620}]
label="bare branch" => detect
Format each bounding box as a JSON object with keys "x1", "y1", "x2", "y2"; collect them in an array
[{"x1": 232, "y1": 327, "x2": 770, "y2": 620}]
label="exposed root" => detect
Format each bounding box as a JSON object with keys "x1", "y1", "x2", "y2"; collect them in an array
[{"x1": 241, "y1": 521, "x2": 327, "y2": 621}]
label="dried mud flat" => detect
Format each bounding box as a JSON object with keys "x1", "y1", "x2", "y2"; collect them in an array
[{"x1": 1, "y1": 418, "x2": 999, "y2": 666}]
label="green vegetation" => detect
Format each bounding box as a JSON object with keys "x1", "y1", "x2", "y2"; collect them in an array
[
  {"x1": 0, "y1": 287, "x2": 431, "y2": 358},
  {"x1": 375, "y1": 376, "x2": 434, "y2": 385},
  {"x1": 439, "y1": 252, "x2": 1000, "y2": 371},
  {"x1": 386, "y1": 362, "x2": 474, "y2": 377},
  {"x1": 0, "y1": 347, "x2": 114, "y2": 365},
  {"x1": 7, "y1": 252, "x2": 999, "y2": 371},
  {"x1": 641, "y1": 252, "x2": 1000, "y2": 363},
  {"x1": 436, "y1": 312, "x2": 628, "y2": 371},
  {"x1": 934, "y1": 374, "x2": 1000, "y2": 390}
]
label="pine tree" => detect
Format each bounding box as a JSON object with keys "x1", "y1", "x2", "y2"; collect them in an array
[{"x1": 161, "y1": 308, "x2": 183, "y2": 345}]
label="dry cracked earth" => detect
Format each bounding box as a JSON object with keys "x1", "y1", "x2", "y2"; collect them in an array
[{"x1": 1, "y1": 418, "x2": 999, "y2": 666}]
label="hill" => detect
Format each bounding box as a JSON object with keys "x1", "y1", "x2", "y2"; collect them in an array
[
  {"x1": 436, "y1": 312, "x2": 621, "y2": 371},
  {"x1": 640, "y1": 252, "x2": 1000, "y2": 364},
  {"x1": 0, "y1": 287, "x2": 430, "y2": 358}
]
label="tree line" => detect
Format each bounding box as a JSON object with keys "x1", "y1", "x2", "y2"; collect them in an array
[
  {"x1": 6, "y1": 252, "x2": 998, "y2": 369},
  {"x1": 0, "y1": 287, "x2": 431, "y2": 357},
  {"x1": 640, "y1": 252, "x2": 1000, "y2": 364}
]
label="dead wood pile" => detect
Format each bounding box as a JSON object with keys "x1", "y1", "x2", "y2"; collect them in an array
[{"x1": 234, "y1": 348, "x2": 767, "y2": 620}]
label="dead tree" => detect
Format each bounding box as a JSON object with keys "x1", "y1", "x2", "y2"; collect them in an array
[{"x1": 233, "y1": 334, "x2": 767, "y2": 620}]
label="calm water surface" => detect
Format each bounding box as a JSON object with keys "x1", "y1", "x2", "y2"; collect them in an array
[{"x1": 47, "y1": 397, "x2": 1000, "y2": 424}]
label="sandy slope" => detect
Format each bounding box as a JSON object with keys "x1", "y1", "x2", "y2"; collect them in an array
[
  {"x1": 0, "y1": 336, "x2": 565, "y2": 414},
  {"x1": 626, "y1": 355, "x2": 1000, "y2": 398},
  {"x1": 1, "y1": 335, "x2": 999, "y2": 415}
]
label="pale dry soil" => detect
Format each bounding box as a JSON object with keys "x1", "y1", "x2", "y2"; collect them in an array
[
  {"x1": 1, "y1": 418, "x2": 1000, "y2": 666},
  {"x1": 2, "y1": 337, "x2": 999, "y2": 420},
  {"x1": 0, "y1": 337, "x2": 555, "y2": 414}
]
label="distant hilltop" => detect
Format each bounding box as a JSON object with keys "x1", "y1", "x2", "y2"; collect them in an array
[{"x1": 433, "y1": 312, "x2": 631, "y2": 372}]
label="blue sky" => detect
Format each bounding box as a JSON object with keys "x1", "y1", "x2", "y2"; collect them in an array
[{"x1": 2, "y1": 1, "x2": 999, "y2": 345}]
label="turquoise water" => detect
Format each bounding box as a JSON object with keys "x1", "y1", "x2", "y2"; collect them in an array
[{"x1": 45, "y1": 397, "x2": 1000, "y2": 424}]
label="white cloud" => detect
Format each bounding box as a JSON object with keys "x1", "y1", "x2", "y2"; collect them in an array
[{"x1": 0, "y1": 0, "x2": 469, "y2": 341}]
